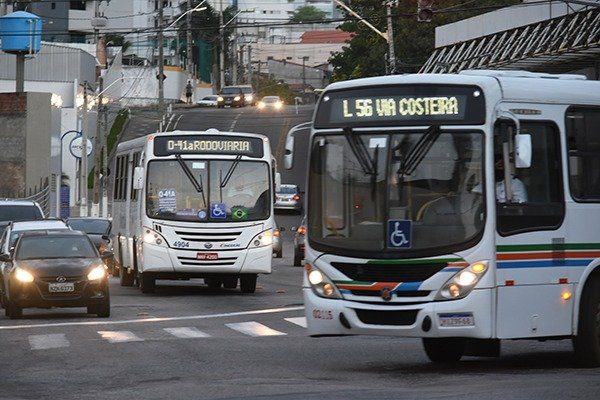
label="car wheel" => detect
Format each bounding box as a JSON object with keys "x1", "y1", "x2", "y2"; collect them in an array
[
  {"x1": 240, "y1": 274, "x2": 257, "y2": 294},
  {"x1": 94, "y1": 299, "x2": 110, "y2": 318},
  {"x1": 205, "y1": 278, "x2": 222, "y2": 289},
  {"x1": 119, "y1": 265, "x2": 135, "y2": 287},
  {"x1": 293, "y1": 252, "x2": 301, "y2": 267},
  {"x1": 422, "y1": 338, "x2": 465, "y2": 363},
  {"x1": 223, "y1": 276, "x2": 238, "y2": 289},
  {"x1": 573, "y1": 276, "x2": 600, "y2": 367},
  {"x1": 139, "y1": 273, "x2": 156, "y2": 294},
  {"x1": 7, "y1": 301, "x2": 22, "y2": 319},
  {"x1": 276, "y1": 250, "x2": 283, "y2": 259}
]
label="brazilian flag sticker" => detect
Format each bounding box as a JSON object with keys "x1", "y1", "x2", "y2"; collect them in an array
[{"x1": 232, "y1": 207, "x2": 248, "y2": 221}]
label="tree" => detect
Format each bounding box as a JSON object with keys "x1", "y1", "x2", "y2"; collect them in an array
[
  {"x1": 105, "y1": 34, "x2": 132, "y2": 53},
  {"x1": 330, "y1": 0, "x2": 522, "y2": 81},
  {"x1": 290, "y1": 5, "x2": 327, "y2": 23}
]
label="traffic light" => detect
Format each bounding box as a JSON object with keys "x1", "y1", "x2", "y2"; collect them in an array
[{"x1": 417, "y1": 0, "x2": 435, "y2": 22}]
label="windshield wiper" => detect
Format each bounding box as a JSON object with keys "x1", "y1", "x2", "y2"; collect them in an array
[
  {"x1": 396, "y1": 125, "x2": 441, "y2": 178},
  {"x1": 344, "y1": 127, "x2": 380, "y2": 201},
  {"x1": 220, "y1": 155, "x2": 243, "y2": 188},
  {"x1": 175, "y1": 155, "x2": 206, "y2": 206}
]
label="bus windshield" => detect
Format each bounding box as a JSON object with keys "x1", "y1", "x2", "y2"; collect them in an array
[
  {"x1": 308, "y1": 130, "x2": 485, "y2": 254},
  {"x1": 146, "y1": 160, "x2": 271, "y2": 222}
]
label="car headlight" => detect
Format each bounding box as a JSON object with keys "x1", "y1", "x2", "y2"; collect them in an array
[
  {"x1": 142, "y1": 227, "x2": 168, "y2": 247},
  {"x1": 87, "y1": 265, "x2": 106, "y2": 281},
  {"x1": 435, "y1": 261, "x2": 488, "y2": 300},
  {"x1": 217, "y1": 96, "x2": 224, "y2": 102},
  {"x1": 258, "y1": 102, "x2": 265, "y2": 109},
  {"x1": 246, "y1": 94, "x2": 253, "y2": 101},
  {"x1": 15, "y1": 267, "x2": 34, "y2": 283},
  {"x1": 234, "y1": 96, "x2": 241, "y2": 101},
  {"x1": 275, "y1": 101, "x2": 282, "y2": 109},
  {"x1": 250, "y1": 230, "x2": 273, "y2": 247},
  {"x1": 305, "y1": 264, "x2": 342, "y2": 299}
]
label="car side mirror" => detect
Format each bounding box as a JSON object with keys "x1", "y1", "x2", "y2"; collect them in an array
[
  {"x1": 275, "y1": 172, "x2": 282, "y2": 192},
  {"x1": 102, "y1": 235, "x2": 110, "y2": 241},
  {"x1": 101, "y1": 251, "x2": 114, "y2": 259},
  {"x1": 133, "y1": 167, "x2": 144, "y2": 190},
  {"x1": 291, "y1": 226, "x2": 298, "y2": 232},
  {"x1": 515, "y1": 134, "x2": 532, "y2": 168},
  {"x1": 284, "y1": 135, "x2": 295, "y2": 170}
]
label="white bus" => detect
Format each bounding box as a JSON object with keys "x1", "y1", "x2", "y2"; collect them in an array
[
  {"x1": 285, "y1": 70, "x2": 600, "y2": 366},
  {"x1": 112, "y1": 129, "x2": 280, "y2": 294}
]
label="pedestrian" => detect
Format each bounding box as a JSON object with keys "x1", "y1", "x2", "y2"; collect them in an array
[{"x1": 185, "y1": 81, "x2": 193, "y2": 104}]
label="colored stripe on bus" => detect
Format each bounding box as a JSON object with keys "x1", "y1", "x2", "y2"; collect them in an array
[
  {"x1": 496, "y1": 259, "x2": 592, "y2": 269},
  {"x1": 497, "y1": 243, "x2": 600, "y2": 252},
  {"x1": 497, "y1": 251, "x2": 600, "y2": 261}
]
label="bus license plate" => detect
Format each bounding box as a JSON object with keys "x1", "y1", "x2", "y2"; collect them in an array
[
  {"x1": 438, "y1": 313, "x2": 474, "y2": 327},
  {"x1": 48, "y1": 283, "x2": 75, "y2": 293},
  {"x1": 197, "y1": 253, "x2": 218, "y2": 261}
]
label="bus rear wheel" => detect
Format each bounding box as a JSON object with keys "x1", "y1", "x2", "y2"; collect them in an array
[
  {"x1": 240, "y1": 274, "x2": 257, "y2": 293},
  {"x1": 422, "y1": 338, "x2": 465, "y2": 363},
  {"x1": 573, "y1": 276, "x2": 600, "y2": 367}
]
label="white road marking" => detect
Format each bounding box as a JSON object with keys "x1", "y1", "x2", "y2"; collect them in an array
[
  {"x1": 164, "y1": 327, "x2": 211, "y2": 339},
  {"x1": 284, "y1": 317, "x2": 307, "y2": 328},
  {"x1": 172, "y1": 114, "x2": 184, "y2": 130},
  {"x1": 228, "y1": 111, "x2": 244, "y2": 131},
  {"x1": 28, "y1": 334, "x2": 70, "y2": 350},
  {"x1": 98, "y1": 331, "x2": 144, "y2": 343},
  {"x1": 225, "y1": 322, "x2": 286, "y2": 337},
  {"x1": 0, "y1": 306, "x2": 304, "y2": 331}
]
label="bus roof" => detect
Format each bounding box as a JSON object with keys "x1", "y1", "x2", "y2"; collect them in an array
[{"x1": 323, "y1": 70, "x2": 600, "y2": 107}]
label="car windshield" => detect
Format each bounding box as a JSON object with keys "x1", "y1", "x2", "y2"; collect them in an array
[
  {"x1": 147, "y1": 160, "x2": 271, "y2": 222},
  {"x1": 308, "y1": 131, "x2": 485, "y2": 254},
  {"x1": 221, "y1": 87, "x2": 241, "y2": 95},
  {"x1": 0, "y1": 205, "x2": 42, "y2": 222},
  {"x1": 67, "y1": 219, "x2": 110, "y2": 235},
  {"x1": 10, "y1": 228, "x2": 69, "y2": 249},
  {"x1": 278, "y1": 186, "x2": 298, "y2": 195},
  {"x1": 16, "y1": 236, "x2": 97, "y2": 260},
  {"x1": 263, "y1": 97, "x2": 280, "y2": 103}
]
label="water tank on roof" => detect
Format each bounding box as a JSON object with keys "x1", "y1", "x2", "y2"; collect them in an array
[{"x1": 0, "y1": 11, "x2": 42, "y2": 54}]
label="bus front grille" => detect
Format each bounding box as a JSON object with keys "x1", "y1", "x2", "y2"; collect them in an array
[
  {"x1": 331, "y1": 262, "x2": 447, "y2": 283},
  {"x1": 175, "y1": 230, "x2": 242, "y2": 243},
  {"x1": 177, "y1": 256, "x2": 238, "y2": 267},
  {"x1": 353, "y1": 309, "x2": 419, "y2": 326},
  {"x1": 350, "y1": 290, "x2": 431, "y2": 297}
]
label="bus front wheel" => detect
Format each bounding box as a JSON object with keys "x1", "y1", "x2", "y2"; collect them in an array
[
  {"x1": 139, "y1": 273, "x2": 156, "y2": 294},
  {"x1": 573, "y1": 275, "x2": 600, "y2": 367},
  {"x1": 240, "y1": 274, "x2": 257, "y2": 293},
  {"x1": 422, "y1": 338, "x2": 465, "y2": 363}
]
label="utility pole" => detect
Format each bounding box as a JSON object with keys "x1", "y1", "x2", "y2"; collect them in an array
[
  {"x1": 247, "y1": 45, "x2": 252, "y2": 88},
  {"x1": 158, "y1": 0, "x2": 165, "y2": 110},
  {"x1": 92, "y1": 76, "x2": 104, "y2": 217},
  {"x1": 301, "y1": 56, "x2": 309, "y2": 89},
  {"x1": 386, "y1": 1, "x2": 397, "y2": 74},
  {"x1": 0, "y1": 1, "x2": 7, "y2": 16},
  {"x1": 186, "y1": 0, "x2": 193, "y2": 78},
  {"x1": 219, "y1": 0, "x2": 225, "y2": 89},
  {"x1": 80, "y1": 83, "x2": 89, "y2": 217}
]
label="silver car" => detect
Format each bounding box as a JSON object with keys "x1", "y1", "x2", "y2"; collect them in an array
[{"x1": 274, "y1": 184, "x2": 303, "y2": 213}]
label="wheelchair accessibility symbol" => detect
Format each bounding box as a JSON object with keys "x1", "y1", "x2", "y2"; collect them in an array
[
  {"x1": 388, "y1": 220, "x2": 412, "y2": 249},
  {"x1": 210, "y1": 203, "x2": 227, "y2": 219}
]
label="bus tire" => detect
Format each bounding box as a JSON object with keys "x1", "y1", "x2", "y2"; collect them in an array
[
  {"x1": 240, "y1": 274, "x2": 257, "y2": 294},
  {"x1": 422, "y1": 338, "x2": 465, "y2": 363},
  {"x1": 119, "y1": 265, "x2": 135, "y2": 287},
  {"x1": 139, "y1": 273, "x2": 156, "y2": 294},
  {"x1": 573, "y1": 276, "x2": 600, "y2": 367},
  {"x1": 223, "y1": 277, "x2": 238, "y2": 289}
]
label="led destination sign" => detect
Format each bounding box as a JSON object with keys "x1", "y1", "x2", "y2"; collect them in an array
[
  {"x1": 315, "y1": 85, "x2": 486, "y2": 128},
  {"x1": 154, "y1": 135, "x2": 264, "y2": 158}
]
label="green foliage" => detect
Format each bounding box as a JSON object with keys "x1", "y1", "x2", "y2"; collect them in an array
[
  {"x1": 290, "y1": 5, "x2": 327, "y2": 23},
  {"x1": 88, "y1": 109, "x2": 129, "y2": 189},
  {"x1": 331, "y1": 0, "x2": 522, "y2": 81},
  {"x1": 105, "y1": 34, "x2": 131, "y2": 53}
]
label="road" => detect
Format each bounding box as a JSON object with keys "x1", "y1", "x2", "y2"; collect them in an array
[{"x1": 1, "y1": 106, "x2": 599, "y2": 400}]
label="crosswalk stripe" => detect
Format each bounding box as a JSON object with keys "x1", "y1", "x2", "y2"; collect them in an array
[
  {"x1": 28, "y1": 334, "x2": 70, "y2": 350},
  {"x1": 164, "y1": 327, "x2": 211, "y2": 339},
  {"x1": 98, "y1": 330, "x2": 144, "y2": 343},
  {"x1": 225, "y1": 321, "x2": 286, "y2": 337},
  {"x1": 284, "y1": 317, "x2": 307, "y2": 328}
]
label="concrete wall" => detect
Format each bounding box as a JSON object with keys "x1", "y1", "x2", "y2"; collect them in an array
[
  {"x1": 267, "y1": 60, "x2": 327, "y2": 88},
  {"x1": 255, "y1": 43, "x2": 342, "y2": 67},
  {"x1": 116, "y1": 65, "x2": 189, "y2": 106},
  {"x1": 0, "y1": 80, "x2": 75, "y2": 108}
]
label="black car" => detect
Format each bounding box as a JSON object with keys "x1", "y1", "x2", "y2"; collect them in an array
[
  {"x1": 66, "y1": 217, "x2": 118, "y2": 277},
  {"x1": 0, "y1": 231, "x2": 110, "y2": 319},
  {"x1": 217, "y1": 86, "x2": 245, "y2": 108}
]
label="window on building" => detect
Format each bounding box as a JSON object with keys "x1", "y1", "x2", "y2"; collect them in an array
[
  {"x1": 51, "y1": 2, "x2": 56, "y2": 10},
  {"x1": 70, "y1": 1, "x2": 86, "y2": 10},
  {"x1": 566, "y1": 107, "x2": 600, "y2": 202}
]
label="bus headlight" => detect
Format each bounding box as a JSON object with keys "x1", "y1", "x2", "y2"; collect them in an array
[
  {"x1": 436, "y1": 261, "x2": 488, "y2": 300},
  {"x1": 251, "y1": 230, "x2": 272, "y2": 247},
  {"x1": 142, "y1": 227, "x2": 167, "y2": 247},
  {"x1": 305, "y1": 264, "x2": 342, "y2": 299}
]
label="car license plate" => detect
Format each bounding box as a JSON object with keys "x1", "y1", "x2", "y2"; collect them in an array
[
  {"x1": 48, "y1": 282, "x2": 75, "y2": 293},
  {"x1": 197, "y1": 253, "x2": 218, "y2": 261},
  {"x1": 438, "y1": 313, "x2": 475, "y2": 327}
]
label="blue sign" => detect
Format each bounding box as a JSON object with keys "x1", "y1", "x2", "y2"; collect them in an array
[
  {"x1": 387, "y1": 220, "x2": 412, "y2": 249},
  {"x1": 210, "y1": 203, "x2": 227, "y2": 219},
  {"x1": 198, "y1": 210, "x2": 207, "y2": 220}
]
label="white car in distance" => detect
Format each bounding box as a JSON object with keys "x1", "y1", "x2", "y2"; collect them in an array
[{"x1": 197, "y1": 95, "x2": 220, "y2": 107}]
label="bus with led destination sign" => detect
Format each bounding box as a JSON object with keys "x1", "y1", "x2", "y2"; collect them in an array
[
  {"x1": 285, "y1": 72, "x2": 600, "y2": 366},
  {"x1": 112, "y1": 129, "x2": 280, "y2": 296},
  {"x1": 314, "y1": 84, "x2": 485, "y2": 128}
]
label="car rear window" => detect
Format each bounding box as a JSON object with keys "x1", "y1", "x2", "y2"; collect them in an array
[
  {"x1": 278, "y1": 186, "x2": 298, "y2": 195},
  {"x1": 16, "y1": 236, "x2": 97, "y2": 260},
  {"x1": 0, "y1": 205, "x2": 43, "y2": 222},
  {"x1": 67, "y1": 219, "x2": 110, "y2": 235}
]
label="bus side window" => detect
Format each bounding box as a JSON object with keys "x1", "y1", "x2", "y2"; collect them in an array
[
  {"x1": 496, "y1": 121, "x2": 564, "y2": 236},
  {"x1": 566, "y1": 107, "x2": 600, "y2": 201}
]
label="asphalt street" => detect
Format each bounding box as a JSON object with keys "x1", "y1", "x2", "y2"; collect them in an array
[{"x1": 1, "y1": 106, "x2": 599, "y2": 400}]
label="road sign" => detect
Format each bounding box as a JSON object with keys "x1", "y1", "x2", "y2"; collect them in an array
[
  {"x1": 69, "y1": 136, "x2": 93, "y2": 159},
  {"x1": 156, "y1": 73, "x2": 167, "y2": 80}
]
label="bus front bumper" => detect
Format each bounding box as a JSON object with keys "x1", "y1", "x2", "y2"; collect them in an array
[{"x1": 303, "y1": 287, "x2": 493, "y2": 339}]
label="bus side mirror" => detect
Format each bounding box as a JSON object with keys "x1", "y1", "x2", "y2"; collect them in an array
[
  {"x1": 515, "y1": 134, "x2": 532, "y2": 168},
  {"x1": 133, "y1": 167, "x2": 144, "y2": 190},
  {"x1": 275, "y1": 172, "x2": 282, "y2": 192},
  {"x1": 284, "y1": 135, "x2": 295, "y2": 170}
]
